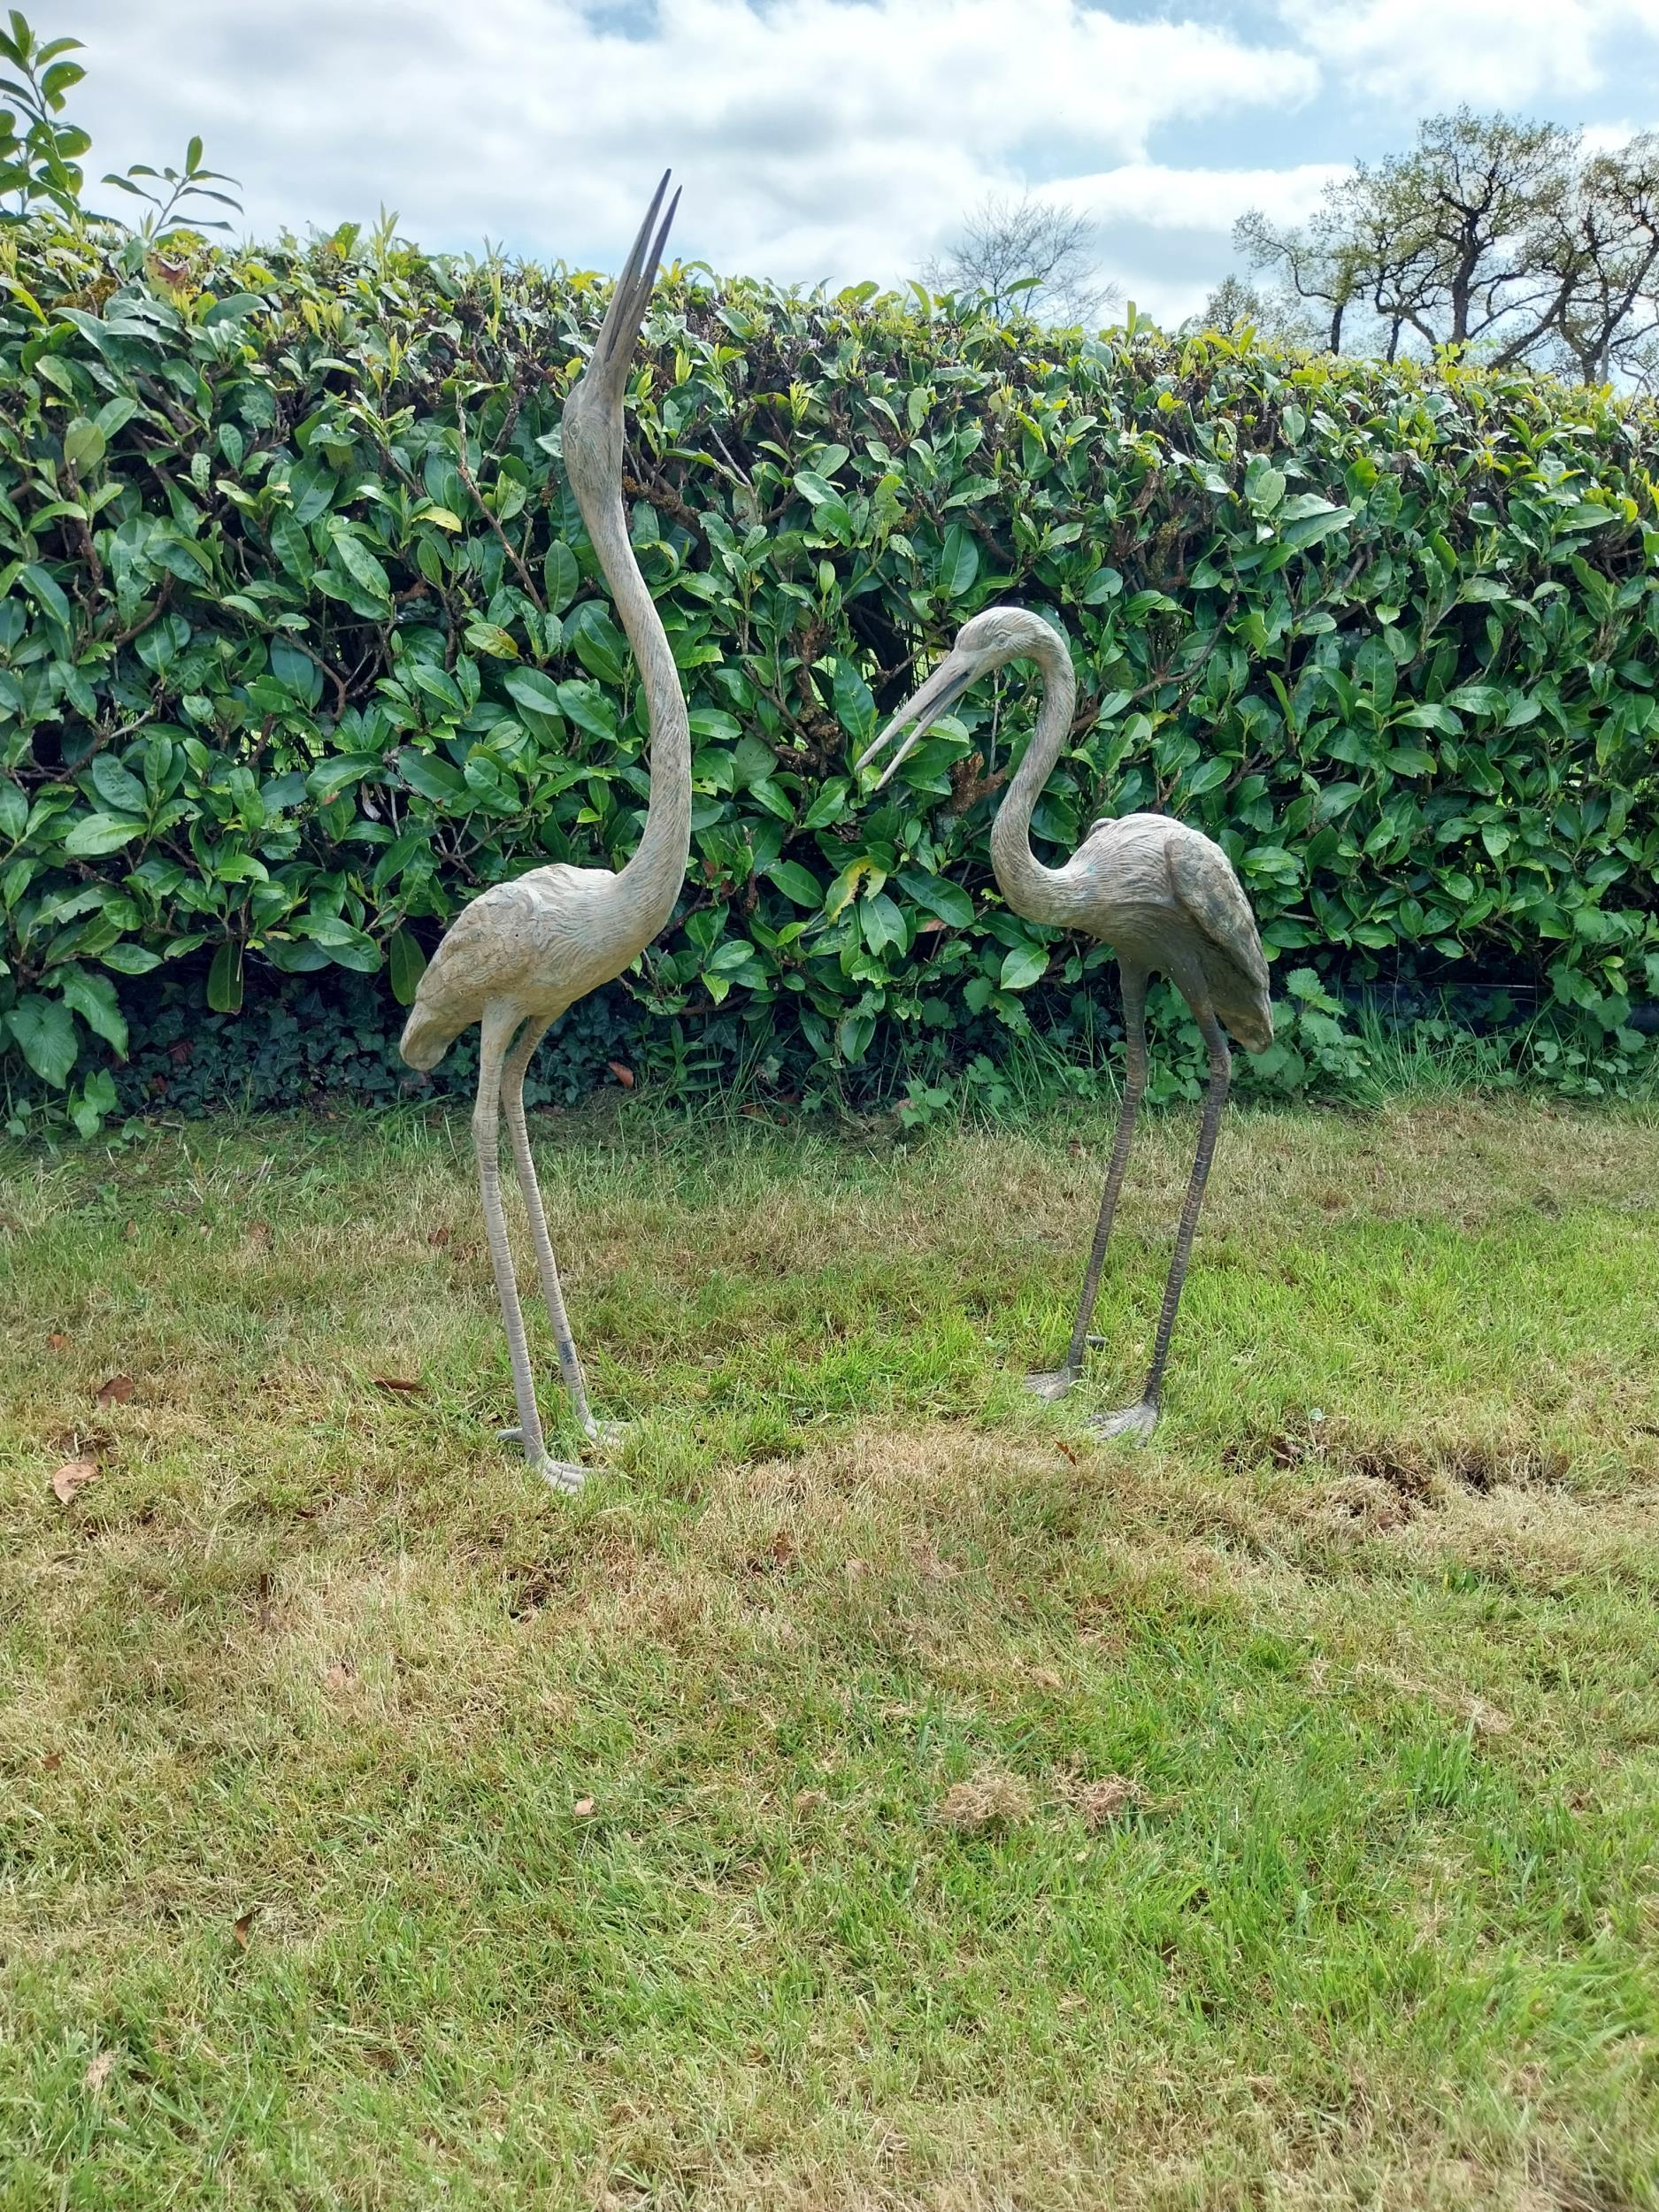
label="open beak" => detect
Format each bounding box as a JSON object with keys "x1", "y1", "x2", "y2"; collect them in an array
[
  {"x1": 580, "y1": 170, "x2": 680, "y2": 401},
  {"x1": 855, "y1": 651, "x2": 977, "y2": 791}
]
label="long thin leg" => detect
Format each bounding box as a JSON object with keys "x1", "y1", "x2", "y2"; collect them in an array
[
  {"x1": 1092, "y1": 1003, "x2": 1231, "y2": 1442},
  {"x1": 1028, "y1": 967, "x2": 1148, "y2": 1402},
  {"x1": 473, "y1": 1006, "x2": 582, "y2": 1495},
  {"x1": 500, "y1": 1018, "x2": 598, "y2": 1440}
]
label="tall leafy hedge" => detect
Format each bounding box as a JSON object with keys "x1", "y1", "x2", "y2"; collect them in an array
[{"x1": 2, "y1": 212, "x2": 1656, "y2": 1131}]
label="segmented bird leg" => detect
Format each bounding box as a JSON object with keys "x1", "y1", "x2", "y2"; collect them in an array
[
  {"x1": 1092, "y1": 1009, "x2": 1231, "y2": 1443},
  {"x1": 474, "y1": 1010, "x2": 582, "y2": 1495},
  {"x1": 501, "y1": 1018, "x2": 599, "y2": 1440},
  {"x1": 1027, "y1": 968, "x2": 1148, "y2": 1402}
]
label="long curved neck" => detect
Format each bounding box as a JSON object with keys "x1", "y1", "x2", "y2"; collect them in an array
[
  {"x1": 579, "y1": 474, "x2": 690, "y2": 934},
  {"x1": 987, "y1": 627, "x2": 1079, "y2": 927}
]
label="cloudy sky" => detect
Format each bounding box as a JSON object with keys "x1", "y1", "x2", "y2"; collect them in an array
[{"x1": 65, "y1": 0, "x2": 1659, "y2": 325}]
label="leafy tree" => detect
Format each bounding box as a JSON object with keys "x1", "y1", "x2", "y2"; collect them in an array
[
  {"x1": 924, "y1": 191, "x2": 1118, "y2": 326},
  {"x1": 1534, "y1": 134, "x2": 1659, "y2": 387},
  {"x1": 0, "y1": 8, "x2": 235, "y2": 237},
  {"x1": 0, "y1": 9, "x2": 91, "y2": 222},
  {"x1": 1185, "y1": 275, "x2": 1324, "y2": 352},
  {"x1": 1237, "y1": 108, "x2": 1659, "y2": 384}
]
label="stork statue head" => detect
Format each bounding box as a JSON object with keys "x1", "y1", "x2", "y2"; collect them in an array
[{"x1": 856, "y1": 607, "x2": 1066, "y2": 790}]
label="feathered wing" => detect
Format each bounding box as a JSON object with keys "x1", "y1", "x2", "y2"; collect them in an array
[
  {"x1": 399, "y1": 879, "x2": 557, "y2": 1071},
  {"x1": 1164, "y1": 830, "x2": 1274, "y2": 1054}
]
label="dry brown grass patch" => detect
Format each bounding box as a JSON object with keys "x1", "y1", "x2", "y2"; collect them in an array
[
  {"x1": 935, "y1": 1769, "x2": 1035, "y2": 1832},
  {"x1": 1055, "y1": 1770, "x2": 1148, "y2": 1827}
]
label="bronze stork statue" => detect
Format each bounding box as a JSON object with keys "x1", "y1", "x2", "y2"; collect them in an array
[
  {"x1": 861, "y1": 606, "x2": 1273, "y2": 1440},
  {"x1": 401, "y1": 174, "x2": 687, "y2": 1492}
]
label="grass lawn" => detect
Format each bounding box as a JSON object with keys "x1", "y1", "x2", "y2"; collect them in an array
[{"x1": 2, "y1": 1093, "x2": 1657, "y2": 2209}]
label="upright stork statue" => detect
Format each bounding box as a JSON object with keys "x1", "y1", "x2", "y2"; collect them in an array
[
  {"x1": 860, "y1": 607, "x2": 1273, "y2": 1440},
  {"x1": 400, "y1": 175, "x2": 688, "y2": 1492}
]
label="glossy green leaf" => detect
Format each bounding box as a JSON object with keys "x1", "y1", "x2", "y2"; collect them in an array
[
  {"x1": 98, "y1": 942, "x2": 162, "y2": 974},
  {"x1": 206, "y1": 939, "x2": 244, "y2": 1013},
  {"x1": 62, "y1": 811, "x2": 144, "y2": 856},
  {"x1": 938, "y1": 523, "x2": 979, "y2": 599},
  {"x1": 397, "y1": 749, "x2": 466, "y2": 802},
  {"x1": 305, "y1": 753, "x2": 382, "y2": 802},
  {"x1": 769, "y1": 859, "x2": 823, "y2": 907},
  {"x1": 566, "y1": 602, "x2": 628, "y2": 687},
  {"x1": 7, "y1": 993, "x2": 78, "y2": 1086},
  {"x1": 388, "y1": 926, "x2": 427, "y2": 1006},
  {"x1": 895, "y1": 867, "x2": 973, "y2": 927},
  {"x1": 1000, "y1": 942, "x2": 1049, "y2": 991},
  {"x1": 543, "y1": 541, "x2": 580, "y2": 615},
  {"x1": 63, "y1": 415, "x2": 104, "y2": 472},
  {"x1": 57, "y1": 964, "x2": 127, "y2": 1052},
  {"x1": 503, "y1": 667, "x2": 565, "y2": 721}
]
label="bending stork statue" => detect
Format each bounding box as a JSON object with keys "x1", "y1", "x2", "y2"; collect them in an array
[
  {"x1": 399, "y1": 174, "x2": 687, "y2": 1493},
  {"x1": 859, "y1": 607, "x2": 1273, "y2": 1440}
]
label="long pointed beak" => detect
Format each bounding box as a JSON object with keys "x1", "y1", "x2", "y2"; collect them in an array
[
  {"x1": 590, "y1": 170, "x2": 679, "y2": 376},
  {"x1": 855, "y1": 653, "x2": 976, "y2": 791}
]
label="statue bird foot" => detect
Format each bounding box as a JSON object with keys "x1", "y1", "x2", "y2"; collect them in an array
[
  {"x1": 499, "y1": 1419, "x2": 624, "y2": 1493},
  {"x1": 533, "y1": 1455, "x2": 588, "y2": 1496},
  {"x1": 1087, "y1": 1400, "x2": 1159, "y2": 1444},
  {"x1": 1025, "y1": 1338, "x2": 1106, "y2": 1402}
]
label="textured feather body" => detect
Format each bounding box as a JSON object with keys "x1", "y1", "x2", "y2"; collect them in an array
[
  {"x1": 399, "y1": 864, "x2": 644, "y2": 1071},
  {"x1": 1064, "y1": 811, "x2": 1273, "y2": 1053}
]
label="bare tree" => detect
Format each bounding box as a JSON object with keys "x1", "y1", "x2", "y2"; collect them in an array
[
  {"x1": 1233, "y1": 204, "x2": 1368, "y2": 353},
  {"x1": 925, "y1": 191, "x2": 1118, "y2": 327},
  {"x1": 1533, "y1": 134, "x2": 1659, "y2": 386},
  {"x1": 1185, "y1": 275, "x2": 1325, "y2": 350},
  {"x1": 1238, "y1": 111, "x2": 1579, "y2": 363}
]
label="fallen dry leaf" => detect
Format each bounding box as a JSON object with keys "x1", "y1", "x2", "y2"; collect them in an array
[
  {"x1": 83, "y1": 2051, "x2": 115, "y2": 2092},
  {"x1": 42, "y1": 1751, "x2": 63, "y2": 1772},
  {"x1": 770, "y1": 1530, "x2": 799, "y2": 1570},
  {"x1": 232, "y1": 1909, "x2": 255, "y2": 1949},
  {"x1": 606, "y1": 1060, "x2": 636, "y2": 1089},
  {"x1": 96, "y1": 1374, "x2": 134, "y2": 1409},
  {"x1": 572, "y1": 1796, "x2": 595, "y2": 1818},
  {"x1": 47, "y1": 1332, "x2": 68, "y2": 1352},
  {"x1": 372, "y1": 1376, "x2": 426, "y2": 1396},
  {"x1": 1056, "y1": 1440, "x2": 1079, "y2": 1464},
  {"x1": 426, "y1": 1225, "x2": 450, "y2": 1248},
  {"x1": 50, "y1": 1457, "x2": 99, "y2": 1505}
]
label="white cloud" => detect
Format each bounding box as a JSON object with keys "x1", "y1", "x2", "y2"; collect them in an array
[
  {"x1": 1278, "y1": 0, "x2": 1659, "y2": 109},
  {"x1": 1048, "y1": 160, "x2": 1341, "y2": 233},
  {"x1": 1582, "y1": 120, "x2": 1645, "y2": 157},
  {"x1": 69, "y1": 0, "x2": 1320, "y2": 284},
  {"x1": 1024, "y1": 165, "x2": 1345, "y2": 326}
]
